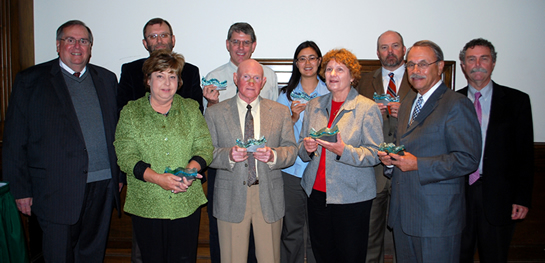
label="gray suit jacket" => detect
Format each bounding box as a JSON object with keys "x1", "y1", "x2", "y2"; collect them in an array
[
  {"x1": 387, "y1": 83, "x2": 482, "y2": 237},
  {"x1": 356, "y1": 68, "x2": 415, "y2": 192},
  {"x1": 205, "y1": 96, "x2": 297, "y2": 223}
]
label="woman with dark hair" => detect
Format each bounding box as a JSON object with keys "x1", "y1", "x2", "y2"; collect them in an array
[
  {"x1": 276, "y1": 41, "x2": 329, "y2": 263},
  {"x1": 114, "y1": 49, "x2": 213, "y2": 262},
  {"x1": 299, "y1": 48, "x2": 383, "y2": 262}
]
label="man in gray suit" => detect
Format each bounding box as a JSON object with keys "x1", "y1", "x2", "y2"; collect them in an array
[
  {"x1": 378, "y1": 40, "x2": 481, "y2": 263},
  {"x1": 205, "y1": 59, "x2": 297, "y2": 263},
  {"x1": 356, "y1": 30, "x2": 415, "y2": 263}
]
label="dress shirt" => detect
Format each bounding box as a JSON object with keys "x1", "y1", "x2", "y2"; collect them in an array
[
  {"x1": 204, "y1": 60, "x2": 279, "y2": 111},
  {"x1": 467, "y1": 81, "x2": 492, "y2": 174},
  {"x1": 408, "y1": 80, "x2": 443, "y2": 123},
  {"x1": 276, "y1": 78, "x2": 329, "y2": 178},
  {"x1": 381, "y1": 64, "x2": 406, "y2": 94},
  {"x1": 233, "y1": 95, "x2": 277, "y2": 176},
  {"x1": 59, "y1": 59, "x2": 87, "y2": 76}
]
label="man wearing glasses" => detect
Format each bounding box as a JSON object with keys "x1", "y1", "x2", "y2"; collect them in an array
[
  {"x1": 118, "y1": 18, "x2": 203, "y2": 113},
  {"x1": 205, "y1": 59, "x2": 296, "y2": 263},
  {"x1": 202, "y1": 22, "x2": 278, "y2": 111},
  {"x1": 3, "y1": 20, "x2": 121, "y2": 262},
  {"x1": 203, "y1": 22, "x2": 279, "y2": 263},
  {"x1": 378, "y1": 40, "x2": 482, "y2": 263},
  {"x1": 356, "y1": 30, "x2": 415, "y2": 263}
]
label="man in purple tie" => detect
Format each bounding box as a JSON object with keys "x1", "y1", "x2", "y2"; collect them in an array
[{"x1": 458, "y1": 38, "x2": 534, "y2": 263}]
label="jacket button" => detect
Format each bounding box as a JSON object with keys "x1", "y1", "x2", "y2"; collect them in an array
[
  {"x1": 83, "y1": 170, "x2": 88, "y2": 174},
  {"x1": 245, "y1": 163, "x2": 248, "y2": 167},
  {"x1": 243, "y1": 181, "x2": 246, "y2": 185}
]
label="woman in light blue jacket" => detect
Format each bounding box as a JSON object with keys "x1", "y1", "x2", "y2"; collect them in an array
[
  {"x1": 277, "y1": 41, "x2": 329, "y2": 263},
  {"x1": 299, "y1": 48, "x2": 383, "y2": 263}
]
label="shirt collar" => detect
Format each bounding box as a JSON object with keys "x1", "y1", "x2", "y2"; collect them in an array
[
  {"x1": 468, "y1": 80, "x2": 493, "y2": 100},
  {"x1": 381, "y1": 64, "x2": 406, "y2": 78},
  {"x1": 59, "y1": 59, "x2": 87, "y2": 77}
]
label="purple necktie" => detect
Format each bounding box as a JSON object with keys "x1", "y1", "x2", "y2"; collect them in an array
[
  {"x1": 469, "y1": 92, "x2": 482, "y2": 185},
  {"x1": 245, "y1": 105, "x2": 257, "y2": 186}
]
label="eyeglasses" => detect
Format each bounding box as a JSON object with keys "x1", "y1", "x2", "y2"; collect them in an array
[
  {"x1": 59, "y1": 37, "x2": 91, "y2": 46},
  {"x1": 241, "y1": 74, "x2": 262, "y2": 83},
  {"x1": 406, "y1": 60, "x2": 439, "y2": 70},
  {"x1": 295, "y1": 56, "x2": 319, "y2": 64},
  {"x1": 146, "y1": 33, "x2": 171, "y2": 40},
  {"x1": 230, "y1": 39, "x2": 253, "y2": 47}
]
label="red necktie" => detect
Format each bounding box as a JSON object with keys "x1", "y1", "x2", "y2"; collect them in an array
[
  {"x1": 387, "y1": 73, "x2": 397, "y2": 97},
  {"x1": 73, "y1": 72, "x2": 81, "y2": 78}
]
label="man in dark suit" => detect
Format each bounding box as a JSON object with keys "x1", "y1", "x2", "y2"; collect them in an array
[
  {"x1": 458, "y1": 38, "x2": 534, "y2": 262},
  {"x1": 117, "y1": 18, "x2": 203, "y2": 113},
  {"x1": 356, "y1": 30, "x2": 415, "y2": 263},
  {"x1": 205, "y1": 59, "x2": 297, "y2": 263},
  {"x1": 3, "y1": 20, "x2": 121, "y2": 262},
  {"x1": 378, "y1": 40, "x2": 482, "y2": 263}
]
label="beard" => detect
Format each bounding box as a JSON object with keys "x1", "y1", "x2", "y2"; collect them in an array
[{"x1": 381, "y1": 54, "x2": 403, "y2": 68}]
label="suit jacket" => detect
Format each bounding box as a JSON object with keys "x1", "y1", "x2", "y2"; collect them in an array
[
  {"x1": 204, "y1": 96, "x2": 297, "y2": 223},
  {"x1": 356, "y1": 68, "x2": 415, "y2": 192},
  {"x1": 3, "y1": 58, "x2": 121, "y2": 225},
  {"x1": 117, "y1": 58, "x2": 203, "y2": 113},
  {"x1": 388, "y1": 83, "x2": 482, "y2": 237},
  {"x1": 458, "y1": 82, "x2": 533, "y2": 226}
]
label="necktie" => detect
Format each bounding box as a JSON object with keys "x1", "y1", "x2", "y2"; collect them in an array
[
  {"x1": 244, "y1": 105, "x2": 257, "y2": 186},
  {"x1": 469, "y1": 92, "x2": 482, "y2": 185},
  {"x1": 409, "y1": 96, "x2": 423, "y2": 127},
  {"x1": 73, "y1": 72, "x2": 81, "y2": 78},
  {"x1": 387, "y1": 73, "x2": 397, "y2": 97}
]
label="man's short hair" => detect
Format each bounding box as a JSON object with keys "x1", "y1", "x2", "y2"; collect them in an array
[
  {"x1": 407, "y1": 40, "x2": 444, "y2": 61},
  {"x1": 143, "y1": 18, "x2": 173, "y2": 39},
  {"x1": 459, "y1": 38, "x2": 497, "y2": 63},
  {"x1": 227, "y1": 22, "x2": 256, "y2": 42},
  {"x1": 376, "y1": 30, "x2": 404, "y2": 50},
  {"x1": 56, "y1": 20, "x2": 93, "y2": 44}
]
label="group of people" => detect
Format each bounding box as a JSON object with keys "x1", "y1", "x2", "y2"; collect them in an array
[{"x1": 2, "y1": 17, "x2": 534, "y2": 263}]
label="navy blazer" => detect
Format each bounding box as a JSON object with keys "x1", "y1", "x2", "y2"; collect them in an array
[
  {"x1": 117, "y1": 58, "x2": 203, "y2": 113},
  {"x1": 388, "y1": 83, "x2": 482, "y2": 237},
  {"x1": 3, "y1": 58, "x2": 121, "y2": 225},
  {"x1": 458, "y1": 82, "x2": 534, "y2": 226}
]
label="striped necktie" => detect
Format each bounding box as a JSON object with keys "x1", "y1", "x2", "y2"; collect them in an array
[{"x1": 387, "y1": 72, "x2": 397, "y2": 97}]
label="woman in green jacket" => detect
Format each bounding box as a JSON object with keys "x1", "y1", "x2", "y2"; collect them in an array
[{"x1": 115, "y1": 49, "x2": 213, "y2": 262}]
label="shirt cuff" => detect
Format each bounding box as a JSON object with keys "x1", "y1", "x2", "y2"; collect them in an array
[
  {"x1": 133, "y1": 161, "x2": 151, "y2": 182},
  {"x1": 267, "y1": 149, "x2": 278, "y2": 168}
]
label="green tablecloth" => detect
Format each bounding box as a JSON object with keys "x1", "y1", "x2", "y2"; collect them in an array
[{"x1": 0, "y1": 182, "x2": 29, "y2": 263}]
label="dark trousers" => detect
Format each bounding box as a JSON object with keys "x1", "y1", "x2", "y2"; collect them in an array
[
  {"x1": 281, "y1": 172, "x2": 315, "y2": 263},
  {"x1": 132, "y1": 207, "x2": 201, "y2": 263},
  {"x1": 307, "y1": 189, "x2": 372, "y2": 263},
  {"x1": 366, "y1": 179, "x2": 394, "y2": 263},
  {"x1": 38, "y1": 179, "x2": 114, "y2": 263},
  {"x1": 207, "y1": 168, "x2": 257, "y2": 263},
  {"x1": 460, "y1": 179, "x2": 515, "y2": 263},
  {"x1": 392, "y1": 215, "x2": 461, "y2": 263}
]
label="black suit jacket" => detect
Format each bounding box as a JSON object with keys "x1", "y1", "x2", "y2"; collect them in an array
[
  {"x1": 458, "y1": 82, "x2": 534, "y2": 226},
  {"x1": 3, "y1": 58, "x2": 122, "y2": 225},
  {"x1": 117, "y1": 58, "x2": 203, "y2": 113}
]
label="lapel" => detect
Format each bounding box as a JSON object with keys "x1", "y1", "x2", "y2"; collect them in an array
[
  {"x1": 397, "y1": 73, "x2": 413, "y2": 102},
  {"x1": 226, "y1": 97, "x2": 243, "y2": 141},
  {"x1": 372, "y1": 69, "x2": 384, "y2": 95},
  {"x1": 49, "y1": 59, "x2": 85, "y2": 143},
  {"x1": 404, "y1": 83, "x2": 448, "y2": 134},
  {"x1": 259, "y1": 98, "x2": 272, "y2": 140},
  {"x1": 485, "y1": 81, "x2": 504, "y2": 142}
]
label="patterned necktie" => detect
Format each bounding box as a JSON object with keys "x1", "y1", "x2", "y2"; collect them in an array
[
  {"x1": 244, "y1": 104, "x2": 257, "y2": 186},
  {"x1": 469, "y1": 92, "x2": 482, "y2": 185},
  {"x1": 387, "y1": 73, "x2": 397, "y2": 97},
  {"x1": 73, "y1": 72, "x2": 81, "y2": 78},
  {"x1": 409, "y1": 96, "x2": 423, "y2": 127}
]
